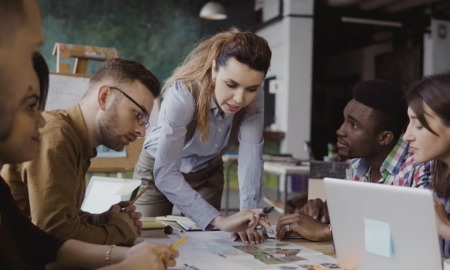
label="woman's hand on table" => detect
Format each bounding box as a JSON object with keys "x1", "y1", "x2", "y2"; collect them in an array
[{"x1": 212, "y1": 209, "x2": 266, "y2": 244}]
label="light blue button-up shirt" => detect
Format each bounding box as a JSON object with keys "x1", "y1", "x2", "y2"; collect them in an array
[{"x1": 143, "y1": 81, "x2": 264, "y2": 229}]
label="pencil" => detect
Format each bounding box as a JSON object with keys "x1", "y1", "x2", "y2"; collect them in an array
[
  {"x1": 160, "y1": 236, "x2": 187, "y2": 259},
  {"x1": 130, "y1": 185, "x2": 149, "y2": 204},
  {"x1": 171, "y1": 236, "x2": 187, "y2": 249}
]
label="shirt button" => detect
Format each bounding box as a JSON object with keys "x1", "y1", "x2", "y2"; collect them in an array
[
  {"x1": 218, "y1": 128, "x2": 222, "y2": 132},
  {"x1": 215, "y1": 144, "x2": 218, "y2": 147}
]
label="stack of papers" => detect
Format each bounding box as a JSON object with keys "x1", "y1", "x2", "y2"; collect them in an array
[
  {"x1": 177, "y1": 220, "x2": 202, "y2": 231},
  {"x1": 149, "y1": 231, "x2": 341, "y2": 270},
  {"x1": 156, "y1": 215, "x2": 203, "y2": 231}
]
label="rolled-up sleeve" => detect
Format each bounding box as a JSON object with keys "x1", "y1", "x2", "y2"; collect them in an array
[
  {"x1": 153, "y1": 82, "x2": 220, "y2": 229},
  {"x1": 237, "y1": 90, "x2": 264, "y2": 210}
]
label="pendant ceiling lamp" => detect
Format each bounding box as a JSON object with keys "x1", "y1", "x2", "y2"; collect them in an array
[{"x1": 199, "y1": 1, "x2": 227, "y2": 20}]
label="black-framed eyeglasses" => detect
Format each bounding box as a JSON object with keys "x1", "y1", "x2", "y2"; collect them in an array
[{"x1": 109, "y1": 86, "x2": 150, "y2": 127}]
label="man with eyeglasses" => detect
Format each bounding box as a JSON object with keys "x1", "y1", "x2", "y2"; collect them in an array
[{"x1": 1, "y1": 58, "x2": 160, "y2": 246}]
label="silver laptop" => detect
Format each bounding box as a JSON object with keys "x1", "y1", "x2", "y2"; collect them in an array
[{"x1": 324, "y1": 177, "x2": 442, "y2": 270}]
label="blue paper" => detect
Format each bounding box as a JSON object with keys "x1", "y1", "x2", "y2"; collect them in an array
[{"x1": 364, "y1": 218, "x2": 394, "y2": 257}]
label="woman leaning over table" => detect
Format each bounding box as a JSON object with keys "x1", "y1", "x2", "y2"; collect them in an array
[
  {"x1": 403, "y1": 72, "x2": 450, "y2": 258},
  {"x1": 133, "y1": 28, "x2": 271, "y2": 244}
]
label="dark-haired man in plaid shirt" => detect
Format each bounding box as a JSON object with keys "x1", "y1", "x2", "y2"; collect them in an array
[{"x1": 275, "y1": 79, "x2": 433, "y2": 241}]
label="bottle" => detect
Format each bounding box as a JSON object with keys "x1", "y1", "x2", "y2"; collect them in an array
[
  {"x1": 327, "y1": 143, "x2": 335, "y2": 157},
  {"x1": 325, "y1": 142, "x2": 337, "y2": 162}
]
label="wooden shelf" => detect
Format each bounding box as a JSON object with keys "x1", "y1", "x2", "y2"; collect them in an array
[{"x1": 263, "y1": 130, "x2": 285, "y2": 141}]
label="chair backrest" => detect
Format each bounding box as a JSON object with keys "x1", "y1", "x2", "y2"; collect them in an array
[
  {"x1": 308, "y1": 160, "x2": 348, "y2": 200},
  {"x1": 88, "y1": 137, "x2": 145, "y2": 174},
  {"x1": 52, "y1": 42, "x2": 118, "y2": 74}
]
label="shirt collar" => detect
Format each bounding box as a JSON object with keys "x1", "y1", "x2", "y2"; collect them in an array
[
  {"x1": 380, "y1": 136, "x2": 408, "y2": 175},
  {"x1": 352, "y1": 136, "x2": 408, "y2": 180},
  {"x1": 354, "y1": 158, "x2": 369, "y2": 178},
  {"x1": 209, "y1": 95, "x2": 233, "y2": 121}
]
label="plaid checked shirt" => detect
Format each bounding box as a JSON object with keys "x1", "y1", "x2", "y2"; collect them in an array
[{"x1": 347, "y1": 137, "x2": 433, "y2": 188}]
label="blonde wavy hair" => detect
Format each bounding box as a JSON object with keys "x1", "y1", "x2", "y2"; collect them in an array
[{"x1": 162, "y1": 28, "x2": 271, "y2": 142}]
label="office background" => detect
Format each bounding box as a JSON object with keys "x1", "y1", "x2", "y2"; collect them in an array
[{"x1": 38, "y1": 0, "x2": 450, "y2": 160}]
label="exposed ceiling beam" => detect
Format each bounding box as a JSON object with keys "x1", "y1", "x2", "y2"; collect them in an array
[
  {"x1": 386, "y1": 0, "x2": 441, "y2": 13},
  {"x1": 323, "y1": 0, "x2": 450, "y2": 18},
  {"x1": 435, "y1": 1, "x2": 450, "y2": 12},
  {"x1": 325, "y1": 0, "x2": 362, "y2": 7},
  {"x1": 341, "y1": 16, "x2": 403, "y2": 27}
]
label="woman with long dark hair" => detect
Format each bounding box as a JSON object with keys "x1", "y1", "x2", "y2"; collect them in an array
[{"x1": 403, "y1": 72, "x2": 450, "y2": 257}]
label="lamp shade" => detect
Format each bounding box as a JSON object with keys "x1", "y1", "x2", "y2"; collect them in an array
[{"x1": 199, "y1": 2, "x2": 227, "y2": 20}]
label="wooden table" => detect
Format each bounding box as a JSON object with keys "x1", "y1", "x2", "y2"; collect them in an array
[
  {"x1": 263, "y1": 162, "x2": 310, "y2": 213},
  {"x1": 221, "y1": 155, "x2": 306, "y2": 215},
  {"x1": 267, "y1": 212, "x2": 335, "y2": 257},
  {"x1": 289, "y1": 238, "x2": 335, "y2": 257},
  {"x1": 137, "y1": 230, "x2": 336, "y2": 262}
]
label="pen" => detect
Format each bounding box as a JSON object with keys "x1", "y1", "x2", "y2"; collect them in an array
[
  {"x1": 120, "y1": 185, "x2": 149, "y2": 212},
  {"x1": 160, "y1": 236, "x2": 187, "y2": 259},
  {"x1": 258, "y1": 206, "x2": 274, "y2": 233},
  {"x1": 260, "y1": 226, "x2": 270, "y2": 239},
  {"x1": 130, "y1": 185, "x2": 149, "y2": 204},
  {"x1": 184, "y1": 263, "x2": 200, "y2": 270},
  {"x1": 258, "y1": 206, "x2": 274, "y2": 216}
]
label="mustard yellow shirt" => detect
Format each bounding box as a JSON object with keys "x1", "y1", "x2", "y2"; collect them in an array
[{"x1": 1, "y1": 104, "x2": 136, "y2": 246}]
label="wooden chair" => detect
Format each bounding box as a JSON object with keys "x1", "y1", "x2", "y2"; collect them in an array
[
  {"x1": 88, "y1": 138, "x2": 144, "y2": 178},
  {"x1": 52, "y1": 43, "x2": 118, "y2": 75}
]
